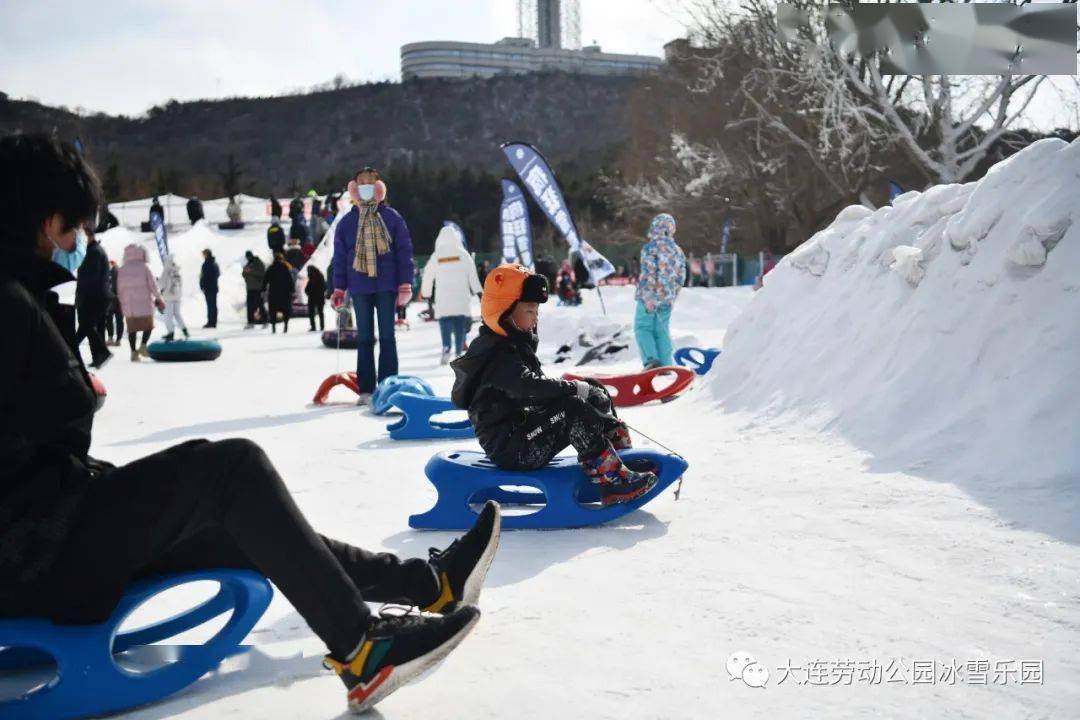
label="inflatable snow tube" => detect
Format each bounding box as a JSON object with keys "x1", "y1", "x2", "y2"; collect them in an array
[
  {"x1": 322, "y1": 329, "x2": 359, "y2": 349},
  {"x1": 89, "y1": 373, "x2": 106, "y2": 412},
  {"x1": 146, "y1": 339, "x2": 222, "y2": 362},
  {"x1": 290, "y1": 302, "x2": 308, "y2": 319}
]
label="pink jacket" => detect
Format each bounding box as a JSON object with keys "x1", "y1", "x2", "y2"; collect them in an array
[{"x1": 116, "y1": 244, "x2": 163, "y2": 318}]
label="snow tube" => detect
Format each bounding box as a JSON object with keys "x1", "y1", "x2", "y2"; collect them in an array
[
  {"x1": 371, "y1": 375, "x2": 435, "y2": 416},
  {"x1": 146, "y1": 339, "x2": 222, "y2": 362},
  {"x1": 88, "y1": 373, "x2": 106, "y2": 412},
  {"x1": 321, "y1": 329, "x2": 359, "y2": 349},
  {"x1": 290, "y1": 302, "x2": 308, "y2": 319},
  {"x1": 562, "y1": 366, "x2": 695, "y2": 407},
  {"x1": 217, "y1": 221, "x2": 245, "y2": 230}
]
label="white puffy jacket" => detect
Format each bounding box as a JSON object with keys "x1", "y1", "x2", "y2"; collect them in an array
[
  {"x1": 159, "y1": 256, "x2": 183, "y2": 302},
  {"x1": 420, "y1": 226, "x2": 482, "y2": 319}
]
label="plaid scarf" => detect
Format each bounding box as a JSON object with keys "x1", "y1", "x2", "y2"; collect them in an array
[{"x1": 351, "y1": 201, "x2": 390, "y2": 277}]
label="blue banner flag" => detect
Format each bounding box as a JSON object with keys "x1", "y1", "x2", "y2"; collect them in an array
[
  {"x1": 150, "y1": 209, "x2": 169, "y2": 261},
  {"x1": 500, "y1": 179, "x2": 533, "y2": 269},
  {"x1": 888, "y1": 180, "x2": 905, "y2": 203},
  {"x1": 500, "y1": 141, "x2": 614, "y2": 283}
]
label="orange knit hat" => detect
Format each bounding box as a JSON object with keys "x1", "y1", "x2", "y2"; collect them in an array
[{"x1": 481, "y1": 263, "x2": 549, "y2": 336}]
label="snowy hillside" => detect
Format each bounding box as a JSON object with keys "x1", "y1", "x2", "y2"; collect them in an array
[{"x1": 711, "y1": 136, "x2": 1080, "y2": 542}]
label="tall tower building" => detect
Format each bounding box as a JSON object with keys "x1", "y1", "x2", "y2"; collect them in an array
[{"x1": 538, "y1": 0, "x2": 562, "y2": 49}]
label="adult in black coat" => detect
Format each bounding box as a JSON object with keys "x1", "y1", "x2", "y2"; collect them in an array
[
  {"x1": 199, "y1": 249, "x2": 220, "y2": 328},
  {"x1": 305, "y1": 265, "x2": 327, "y2": 331},
  {"x1": 74, "y1": 232, "x2": 113, "y2": 367},
  {"x1": 149, "y1": 196, "x2": 164, "y2": 223},
  {"x1": 269, "y1": 194, "x2": 282, "y2": 220},
  {"x1": 186, "y1": 196, "x2": 205, "y2": 225},
  {"x1": 264, "y1": 253, "x2": 294, "y2": 333},
  {"x1": 288, "y1": 215, "x2": 308, "y2": 243},
  {"x1": 288, "y1": 196, "x2": 304, "y2": 221}
]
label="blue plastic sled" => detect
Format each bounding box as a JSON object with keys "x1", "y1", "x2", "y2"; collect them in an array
[
  {"x1": 409, "y1": 449, "x2": 689, "y2": 530},
  {"x1": 371, "y1": 375, "x2": 434, "y2": 416},
  {"x1": 673, "y1": 346, "x2": 721, "y2": 376},
  {"x1": 0, "y1": 570, "x2": 272, "y2": 720},
  {"x1": 387, "y1": 392, "x2": 474, "y2": 441}
]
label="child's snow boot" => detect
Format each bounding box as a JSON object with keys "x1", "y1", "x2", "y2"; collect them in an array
[
  {"x1": 324, "y1": 605, "x2": 480, "y2": 714},
  {"x1": 130, "y1": 350, "x2": 140, "y2": 362},
  {"x1": 582, "y1": 445, "x2": 658, "y2": 506},
  {"x1": 138, "y1": 343, "x2": 150, "y2": 357},
  {"x1": 440, "y1": 348, "x2": 451, "y2": 365},
  {"x1": 423, "y1": 501, "x2": 501, "y2": 614},
  {"x1": 162, "y1": 332, "x2": 174, "y2": 342},
  {"x1": 182, "y1": 327, "x2": 190, "y2": 339},
  {"x1": 609, "y1": 423, "x2": 633, "y2": 450}
]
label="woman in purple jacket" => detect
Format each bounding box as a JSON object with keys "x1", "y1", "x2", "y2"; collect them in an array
[{"x1": 331, "y1": 167, "x2": 414, "y2": 404}]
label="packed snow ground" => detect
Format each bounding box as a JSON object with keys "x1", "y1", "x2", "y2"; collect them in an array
[{"x1": 37, "y1": 147, "x2": 1080, "y2": 718}]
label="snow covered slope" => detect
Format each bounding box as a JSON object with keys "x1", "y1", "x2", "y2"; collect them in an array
[{"x1": 710, "y1": 137, "x2": 1080, "y2": 542}]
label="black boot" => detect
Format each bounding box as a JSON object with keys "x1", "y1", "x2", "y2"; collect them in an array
[
  {"x1": 182, "y1": 327, "x2": 190, "y2": 339},
  {"x1": 423, "y1": 501, "x2": 502, "y2": 613},
  {"x1": 324, "y1": 605, "x2": 480, "y2": 713},
  {"x1": 162, "y1": 332, "x2": 175, "y2": 342}
]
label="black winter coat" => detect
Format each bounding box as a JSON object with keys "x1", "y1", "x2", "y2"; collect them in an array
[
  {"x1": 264, "y1": 260, "x2": 294, "y2": 311},
  {"x1": 270, "y1": 196, "x2": 282, "y2": 218},
  {"x1": 75, "y1": 240, "x2": 111, "y2": 307},
  {"x1": 200, "y1": 257, "x2": 220, "y2": 293},
  {"x1": 0, "y1": 254, "x2": 103, "y2": 614},
  {"x1": 305, "y1": 269, "x2": 327, "y2": 304},
  {"x1": 450, "y1": 324, "x2": 578, "y2": 459}
]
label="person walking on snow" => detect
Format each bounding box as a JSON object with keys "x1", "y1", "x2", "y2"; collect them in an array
[
  {"x1": 106, "y1": 260, "x2": 124, "y2": 346},
  {"x1": 634, "y1": 213, "x2": 686, "y2": 369},
  {"x1": 116, "y1": 243, "x2": 165, "y2": 360},
  {"x1": 200, "y1": 248, "x2": 220, "y2": 328},
  {"x1": 242, "y1": 251, "x2": 268, "y2": 328},
  {"x1": 330, "y1": 167, "x2": 415, "y2": 405},
  {"x1": 158, "y1": 255, "x2": 189, "y2": 342},
  {"x1": 264, "y1": 252, "x2": 294, "y2": 333},
  {"x1": 305, "y1": 265, "x2": 327, "y2": 332},
  {"x1": 421, "y1": 225, "x2": 482, "y2": 364},
  {"x1": 0, "y1": 133, "x2": 499, "y2": 716},
  {"x1": 74, "y1": 229, "x2": 113, "y2": 368}
]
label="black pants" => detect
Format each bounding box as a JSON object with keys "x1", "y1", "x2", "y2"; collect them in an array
[
  {"x1": 106, "y1": 301, "x2": 124, "y2": 341},
  {"x1": 246, "y1": 289, "x2": 267, "y2": 325},
  {"x1": 270, "y1": 305, "x2": 289, "y2": 333},
  {"x1": 37, "y1": 439, "x2": 439, "y2": 660},
  {"x1": 488, "y1": 392, "x2": 622, "y2": 471},
  {"x1": 204, "y1": 290, "x2": 218, "y2": 327},
  {"x1": 127, "y1": 330, "x2": 151, "y2": 351},
  {"x1": 74, "y1": 300, "x2": 110, "y2": 363},
  {"x1": 309, "y1": 301, "x2": 325, "y2": 331}
]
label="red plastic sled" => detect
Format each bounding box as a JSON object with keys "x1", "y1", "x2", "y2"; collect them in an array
[
  {"x1": 312, "y1": 372, "x2": 360, "y2": 405},
  {"x1": 562, "y1": 366, "x2": 695, "y2": 407}
]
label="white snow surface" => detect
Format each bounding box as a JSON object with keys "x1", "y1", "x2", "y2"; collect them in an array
[{"x1": 34, "y1": 142, "x2": 1079, "y2": 718}]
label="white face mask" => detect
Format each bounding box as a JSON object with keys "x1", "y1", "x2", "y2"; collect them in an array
[{"x1": 358, "y1": 184, "x2": 376, "y2": 202}]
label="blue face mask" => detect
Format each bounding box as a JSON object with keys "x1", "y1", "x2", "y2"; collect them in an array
[
  {"x1": 358, "y1": 184, "x2": 376, "y2": 202},
  {"x1": 52, "y1": 231, "x2": 87, "y2": 272}
]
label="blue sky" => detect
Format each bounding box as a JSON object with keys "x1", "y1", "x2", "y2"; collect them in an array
[{"x1": 0, "y1": 0, "x2": 690, "y2": 116}]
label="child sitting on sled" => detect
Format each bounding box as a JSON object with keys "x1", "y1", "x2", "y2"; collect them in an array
[{"x1": 450, "y1": 263, "x2": 657, "y2": 505}]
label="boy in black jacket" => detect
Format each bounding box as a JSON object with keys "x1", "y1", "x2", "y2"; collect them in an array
[{"x1": 451, "y1": 263, "x2": 656, "y2": 505}]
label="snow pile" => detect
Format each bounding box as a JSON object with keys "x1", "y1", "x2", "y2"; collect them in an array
[{"x1": 710, "y1": 137, "x2": 1080, "y2": 499}]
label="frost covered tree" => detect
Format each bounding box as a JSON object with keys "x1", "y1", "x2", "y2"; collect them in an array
[{"x1": 690, "y1": 0, "x2": 1080, "y2": 186}]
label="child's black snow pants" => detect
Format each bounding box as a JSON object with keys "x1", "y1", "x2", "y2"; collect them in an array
[
  {"x1": 486, "y1": 385, "x2": 624, "y2": 471},
  {"x1": 26, "y1": 438, "x2": 440, "y2": 661}
]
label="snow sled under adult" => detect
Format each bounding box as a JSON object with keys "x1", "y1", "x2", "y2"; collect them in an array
[
  {"x1": 146, "y1": 339, "x2": 222, "y2": 362},
  {"x1": 562, "y1": 366, "x2": 695, "y2": 407},
  {"x1": 0, "y1": 569, "x2": 272, "y2": 720},
  {"x1": 673, "y1": 346, "x2": 721, "y2": 376},
  {"x1": 409, "y1": 449, "x2": 688, "y2": 530},
  {"x1": 386, "y1": 392, "x2": 474, "y2": 441},
  {"x1": 321, "y1": 328, "x2": 359, "y2": 349}
]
